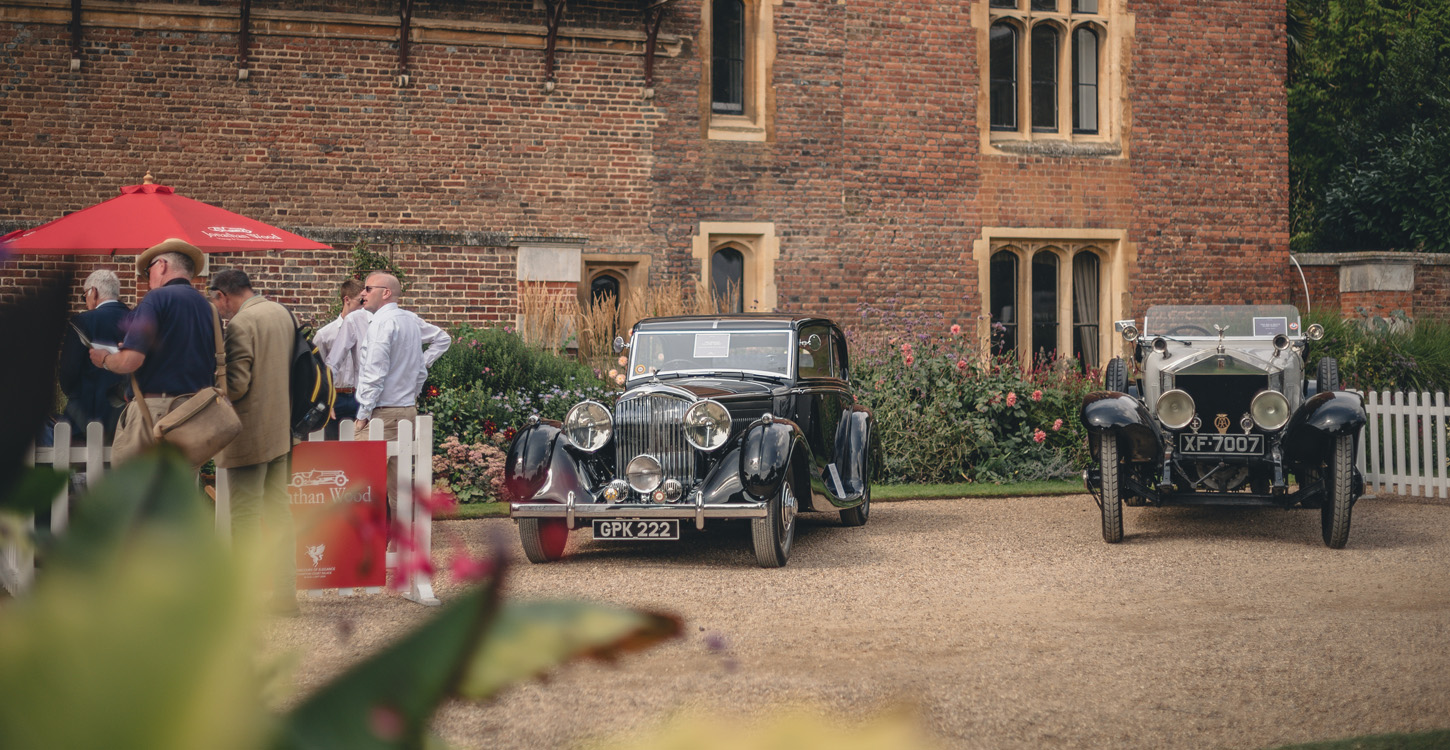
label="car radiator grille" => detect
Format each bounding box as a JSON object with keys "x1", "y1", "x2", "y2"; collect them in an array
[
  {"x1": 614, "y1": 393, "x2": 697, "y2": 482},
  {"x1": 1175, "y1": 374, "x2": 1267, "y2": 426}
]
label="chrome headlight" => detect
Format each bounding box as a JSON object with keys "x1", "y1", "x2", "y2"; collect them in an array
[
  {"x1": 562, "y1": 401, "x2": 612, "y2": 452},
  {"x1": 1156, "y1": 389, "x2": 1195, "y2": 430},
  {"x1": 625, "y1": 454, "x2": 664, "y2": 494},
  {"x1": 683, "y1": 399, "x2": 732, "y2": 451},
  {"x1": 1306, "y1": 323, "x2": 1325, "y2": 341},
  {"x1": 1250, "y1": 390, "x2": 1290, "y2": 431}
]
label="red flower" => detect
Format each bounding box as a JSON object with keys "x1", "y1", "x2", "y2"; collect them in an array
[
  {"x1": 482, "y1": 420, "x2": 498, "y2": 436},
  {"x1": 1006, "y1": 391, "x2": 1018, "y2": 407},
  {"x1": 904, "y1": 354, "x2": 915, "y2": 367},
  {"x1": 1031, "y1": 389, "x2": 1043, "y2": 401},
  {"x1": 1033, "y1": 429, "x2": 1047, "y2": 444},
  {"x1": 1052, "y1": 418, "x2": 1064, "y2": 431},
  {"x1": 423, "y1": 384, "x2": 440, "y2": 399},
  {"x1": 950, "y1": 324, "x2": 962, "y2": 335},
  {"x1": 502, "y1": 427, "x2": 517, "y2": 442},
  {"x1": 956, "y1": 359, "x2": 968, "y2": 371}
]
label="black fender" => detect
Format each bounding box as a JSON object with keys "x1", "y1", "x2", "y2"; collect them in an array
[
  {"x1": 698, "y1": 445, "x2": 747, "y2": 505},
  {"x1": 1282, "y1": 391, "x2": 1367, "y2": 467},
  {"x1": 504, "y1": 420, "x2": 560, "y2": 500},
  {"x1": 828, "y1": 406, "x2": 871, "y2": 504},
  {"x1": 740, "y1": 417, "x2": 808, "y2": 502},
  {"x1": 1080, "y1": 391, "x2": 1164, "y2": 464}
]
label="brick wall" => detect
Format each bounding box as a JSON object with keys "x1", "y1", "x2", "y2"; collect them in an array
[{"x1": 1, "y1": 0, "x2": 1293, "y2": 334}]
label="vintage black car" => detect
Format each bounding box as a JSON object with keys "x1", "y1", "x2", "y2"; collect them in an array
[
  {"x1": 1081, "y1": 304, "x2": 1366, "y2": 548},
  {"x1": 505, "y1": 314, "x2": 873, "y2": 567}
]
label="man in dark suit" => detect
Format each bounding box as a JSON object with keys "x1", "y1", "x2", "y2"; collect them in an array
[{"x1": 58, "y1": 269, "x2": 130, "y2": 438}]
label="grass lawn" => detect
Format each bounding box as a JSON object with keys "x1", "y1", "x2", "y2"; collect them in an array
[
  {"x1": 438, "y1": 479, "x2": 1084, "y2": 519},
  {"x1": 1266, "y1": 729, "x2": 1450, "y2": 749}
]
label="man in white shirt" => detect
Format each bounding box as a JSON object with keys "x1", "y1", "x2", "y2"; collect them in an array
[
  {"x1": 353, "y1": 272, "x2": 451, "y2": 514},
  {"x1": 312, "y1": 278, "x2": 368, "y2": 438}
]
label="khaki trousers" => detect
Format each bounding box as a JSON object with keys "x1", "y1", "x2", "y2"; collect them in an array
[
  {"x1": 371, "y1": 405, "x2": 417, "y2": 517},
  {"x1": 225, "y1": 453, "x2": 297, "y2": 601}
]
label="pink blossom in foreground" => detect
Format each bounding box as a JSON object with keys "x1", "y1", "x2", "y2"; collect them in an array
[
  {"x1": 1006, "y1": 391, "x2": 1018, "y2": 407},
  {"x1": 416, "y1": 488, "x2": 458, "y2": 516},
  {"x1": 448, "y1": 549, "x2": 497, "y2": 584},
  {"x1": 1031, "y1": 389, "x2": 1043, "y2": 401},
  {"x1": 1053, "y1": 418, "x2": 1064, "y2": 431},
  {"x1": 1033, "y1": 429, "x2": 1047, "y2": 444}
]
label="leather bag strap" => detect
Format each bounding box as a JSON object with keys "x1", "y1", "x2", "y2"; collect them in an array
[
  {"x1": 130, "y1": 373, "x2": 156, "y2": 436},
  {"x1": 211, "y1": 303, "x2": 227, "y2": 391}
]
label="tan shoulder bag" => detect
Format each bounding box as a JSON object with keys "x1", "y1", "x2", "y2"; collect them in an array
[{"x1": 128, "y1": 305, "x2": 243, "y2": 467}]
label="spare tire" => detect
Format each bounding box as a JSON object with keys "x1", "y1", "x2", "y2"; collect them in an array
[{"x1": 1105, "y1": 357, "x2": 1129, "y2": 393}]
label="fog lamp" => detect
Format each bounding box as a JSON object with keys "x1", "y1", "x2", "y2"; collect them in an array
[
  {"x1": 661, "y1": 478, "x2": 684, "y2": 503},
  {"x1": 626, "y1": 454, "x2": 664, "y2": 494},
  {"x1": 602, "y1": 479, "x2": 629, "y2": 502},
  {"x1": 1250, "y1": 390, "x2": 1291, "y2": 431},
  {"x1": 1155, "y1": 389, "x2": 1195, "y2": 430}
]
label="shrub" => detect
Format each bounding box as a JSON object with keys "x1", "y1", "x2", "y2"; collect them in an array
[
  {"x1": 432, "y1": 433, "x2": 510, "y2": 503},
  {"x1": 847, "y1": 302, "x2": 1095, "y2": 484},
  {"x1": 1304, "y1": 308, "x2": 1450, "y2": 393}
]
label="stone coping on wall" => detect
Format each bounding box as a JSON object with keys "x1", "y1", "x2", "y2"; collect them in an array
[{"x1": 1293, "y1": 251, "x2": 1450, "y2": 266}]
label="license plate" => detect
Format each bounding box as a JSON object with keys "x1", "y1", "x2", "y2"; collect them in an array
[
  {"x1": 592, "y1": 519, "x2": 680, "y2": 541},
  {"x1": 1179, "y1": 433, "x2": 1264, "y2": 457}
]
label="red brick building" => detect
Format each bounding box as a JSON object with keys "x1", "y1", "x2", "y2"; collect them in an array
[{"x1": 1, "y1": 0, "x2": 1304, "y2": 369}]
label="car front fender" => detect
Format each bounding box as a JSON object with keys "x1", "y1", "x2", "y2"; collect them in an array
[
  {"x1": 740, "y1": 417, "x2": 807, "y2": 502},
  {"x1": 1282, "y1": 391, "x2": 1367, "y2": 466},
  {"x1": 504, "y1": 419, "x2": 592, "y2": 503},
  {"x1": 1080, "y1": 391, "x2": 1164, "y2": 464},
  {"x1": 829, "y1": 406, "x2": 871, "y2": 503}
]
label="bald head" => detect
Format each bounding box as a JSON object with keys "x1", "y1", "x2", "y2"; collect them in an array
[{"x1": 361, "y1": 272, "x2": 401, "y2": 312}]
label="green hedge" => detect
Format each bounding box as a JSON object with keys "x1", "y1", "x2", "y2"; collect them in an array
[{"x1": 1304, "y1": 309, "x2": 1450, "y2": 393}]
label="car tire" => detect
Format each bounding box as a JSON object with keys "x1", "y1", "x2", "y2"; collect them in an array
[
  {"x1": 519, "y1": 518, "x2": 568, "y2": 563},
  {"x1": 840, "y1": 437, "x2": 871, "y2": 527},
  {"x1": 1317, "y1": 357, "x2": 1340, "y2": 392},
  {"x1": 752, "y1": 466, "x2": 799, "y2": 567},
  {"x1": 1098, "y1": 433, "x2": 1124, "y2": 543},
  {"x1": 1321, "y1": 433, "x2": 1354, "y2": 549},
  {"x1": 1105, "y1": 357, "x2": 1129, "y2": 393}
]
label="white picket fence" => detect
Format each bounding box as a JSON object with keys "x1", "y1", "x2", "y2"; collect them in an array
[
  {"x1": 1360, "y1": 391, "x2": 1449, "y2": 499},
  {"x1": 3, "y1": 416, "x2": 438, "y2": 605}
]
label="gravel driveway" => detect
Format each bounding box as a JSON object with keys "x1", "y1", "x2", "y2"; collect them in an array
[{"x1": 267, "y1": 494, "x2": 1450, "y2": 749}]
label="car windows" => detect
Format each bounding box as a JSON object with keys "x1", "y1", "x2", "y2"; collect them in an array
[{"x1": 798, "y1": 325, "x2": 832, "y2": 379}]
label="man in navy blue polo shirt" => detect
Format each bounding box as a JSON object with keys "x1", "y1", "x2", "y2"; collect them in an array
[{"x1": 91, "y1": 238, "x2": 217, "y2": 463}]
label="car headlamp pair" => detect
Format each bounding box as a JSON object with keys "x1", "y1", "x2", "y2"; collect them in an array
[
  {"x1": 561, "y1": 398, "x2": 733, "y2": 453},
  {"x1": 1155, "y1": 389, "x2": 1290, "y2": 431}
]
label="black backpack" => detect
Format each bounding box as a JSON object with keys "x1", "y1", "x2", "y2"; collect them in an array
[{"x1": 287, "y1": 310, "x2": 335, "y2": 439}]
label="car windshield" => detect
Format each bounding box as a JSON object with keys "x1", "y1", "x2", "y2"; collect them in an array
[
  {"x1": 628, "y1": 330, "x2": 792, "y2": 378},
  {"x1": 1143, "y1": 305, "x2": 1304, "y2": 340}
]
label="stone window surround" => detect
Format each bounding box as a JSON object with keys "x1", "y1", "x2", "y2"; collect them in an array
[
  {"x1": 691, "y1": 222, "x2": 779, "y2": 311},
  {"x1": 580, "y1": 252, "x2": 652, "y2": 329},
  {"x1": 698, "y1": 0, "x2": 776, "y2": 142},
  {"x1": 975, "y1": 0, "x2": 1132, "y2": 159},
  {"x1": 972, "y1": 226, "x2": 1135, "y2": 368}
]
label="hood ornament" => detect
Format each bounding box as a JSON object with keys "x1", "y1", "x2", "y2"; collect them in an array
[{"x1": 1213, "y1": 324, "x2": 1229, "y2": 354}]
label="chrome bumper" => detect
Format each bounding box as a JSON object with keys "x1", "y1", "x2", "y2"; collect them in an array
[{"x1": 511, "y1": 491, "x2": 767, "y2": 530}]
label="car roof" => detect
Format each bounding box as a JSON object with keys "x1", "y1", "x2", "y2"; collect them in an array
[{"x1": 633, "y1": 314, "x2": 835, "y2": 332}]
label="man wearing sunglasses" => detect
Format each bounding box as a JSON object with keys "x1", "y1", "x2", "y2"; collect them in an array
[{"x1": 353, "y1": 272, "x2": 451, "y2": 519}]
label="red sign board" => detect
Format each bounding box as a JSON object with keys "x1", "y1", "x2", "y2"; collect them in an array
[{"x1": 288, "y1": 441, "x2": 389, "y2": 590}]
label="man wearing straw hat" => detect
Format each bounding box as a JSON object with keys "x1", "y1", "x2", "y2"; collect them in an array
[{"x1": 90, "y1": 238, "x2": 217, "y2": 463}]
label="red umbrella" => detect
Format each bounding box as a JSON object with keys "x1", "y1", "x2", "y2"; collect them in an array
[{"x1": 0, "y1": 174, "x2": 331, "y2": 254}]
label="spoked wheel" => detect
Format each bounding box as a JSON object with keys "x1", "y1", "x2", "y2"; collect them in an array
[
  {"x1": 752, "y1": 469, "x2": 799, "y2": 567},
  {"x1": 1104, "y1": 357, "x2": 1129, "y2": 393},
  {"x1": 1321, "y1": 433, "x2": 1354, "y2": 549},
  {"x1": 840, "y1": 439, "x2": 871, "y2": 527},
  {"x1": 519, "y1": 518, "x2": 569, "y2": 563},
  {"x1": 1097, "y1": 434, "x2": 1124, "y2": 543}
]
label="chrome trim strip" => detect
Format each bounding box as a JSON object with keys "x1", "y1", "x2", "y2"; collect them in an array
[{"x1": 511, "y1": 502, "x2": 768, "y2": 520}]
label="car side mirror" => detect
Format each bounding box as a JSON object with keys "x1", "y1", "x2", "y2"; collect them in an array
[
  {"x1": 613, "y1": 336, "x2": 629, "y2": 354},
  {"x1": 799, "y1": 333, "x2": 822, "y2": 353}
]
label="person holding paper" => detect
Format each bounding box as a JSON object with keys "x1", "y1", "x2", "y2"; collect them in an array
[{"x1": 58, "y1": 269, "x2": 130, "y2": 438}]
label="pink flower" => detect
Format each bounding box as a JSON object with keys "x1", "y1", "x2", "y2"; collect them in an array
[
  {"x1": 1031, "y1": 389, "x2": 1043, "y2": 401},
  {"x1": 1033, "y1": 429, "x2": 1047, "y2": 444},
  {"x1": 618, "y1": 356, "x2": 627, "y2": 366},
  {"x1": 448, "y1": 546, "x2": 497, "y2": 584},
  {"x1": 950, "y1": 324, "x2": 961, "y2": 335},
  {"x1": 608, "y1": 368, "x2": 618, "y2": 378},
  {"x1": 1006, "y1": 391, "x2": 1018, "y2": 407},
  {"x1": 1052, "y1": 418, "x2": 1064, "y2": 431},
  {"x1": 614, "y1": 374, "x2": 626, "y2": 385},
  {"x1": 904, "y1": 355, "x2": 915, "y2": 367},
  {"x1": 900, "y1": 342, "x2": 913, "y2": 355},
  {"x1": 416, "y1": 488, "x2": 458, "y2": 516},
  {"x1": 956, "y1": 359, "x2": 967, "y2": 371}
]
